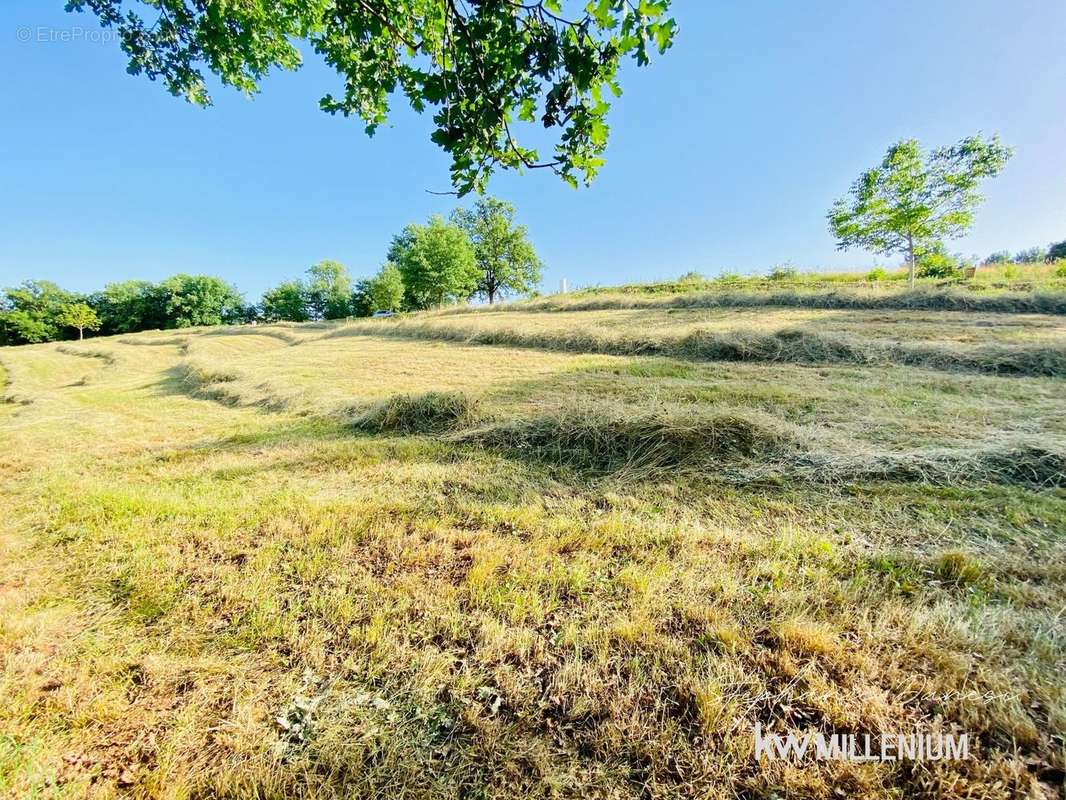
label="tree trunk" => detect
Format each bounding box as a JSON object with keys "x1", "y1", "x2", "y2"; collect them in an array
[
  {"x1": 78, "y1": 328, "x2": 84, "y2": 340},
  {"x1": 906, "y1": 235, "x2": 916, "y2": 288},
  {"x1": 487, "y1": 287, "x2": 495, "y2": 305}
]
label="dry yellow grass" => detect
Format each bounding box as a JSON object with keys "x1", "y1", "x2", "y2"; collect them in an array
[
  {"x1": 1, "y1": 304, "x2": 1063, "y2": 799},
  {"x1": 420, "y1": 306, "x2": 1066, "y2": 346}
]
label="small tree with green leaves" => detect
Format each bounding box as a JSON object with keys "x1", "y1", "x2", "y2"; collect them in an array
[
  {"x1": 390, "y1": 216, "x2": 479, "y2": 309},
  {"x1": 828, "y1": 136, "x2": 1012, "y2": 287},
  {"x1": 90, "y1": 280, "x2": 169, "y2": 334},
  {"x1": 350, "y1": 281, "x2": 373, "y2": 318},
  {"x1": 261, "y1": 280, "x2": 311, "y2": 322},
  {"x1": 305, "y1": 260, "x2": 352, "y2": 320},
  {"x1": 0, "y1": 310, "x2": 51, "y2": 345},
  {"x1": 159, "y1": 274, "x2": 247, "y2": 328},
  {"x1": 58, "y1": 303, "x2": 101, "y2": 340},
  {"x1": 0, "y1": 281, "x2": 80, "y2": 345},
  {"x1": 451, "y1": 198, "x2": 542, "y2": 304},
  {"x1": 366, "y1": 264, "x2": 406, "y2": 313}
]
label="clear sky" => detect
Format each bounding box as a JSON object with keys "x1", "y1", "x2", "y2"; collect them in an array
[{"x1": 2, "y1": 1, "x2": 1064, "y2": 299}]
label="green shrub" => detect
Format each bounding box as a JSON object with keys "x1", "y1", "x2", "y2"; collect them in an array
[
  {"x1": 916, "y1": 249, "x2": 961, "y2": 279},
  {"x1": 1056, "y1": 263, "x2": 1066, "y2": 278},
  {"x1": 865, "y1": 267, "x2": 888, "y2": 282},
  {"x1": 366, "y1": 263, "x2": 406, "y2": 313},
  {"x1": 1014, "y1": 246, "x2": 1046, "y2": 263},
  {"x1": 768, "y1": 264, "x2": 797, "y2": 281},
  {"x1": 915, "y1": 260, "x2": 958, "y2": 280}
]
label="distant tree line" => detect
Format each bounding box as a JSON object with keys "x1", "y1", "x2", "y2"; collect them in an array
[
  {"x1": 907, "y1": 241, "x2": 1065, "y2": 280},
  {"x1": 0, "y1": 274, "x2": 248, "y2": 346},
  {"x1": 983, "y1": 241, "x2": 1066, "y2": 265},
  {"x1": 262, "y1": 197, "x2": 542, "y2": 321},
  {"x1": 1, "y1": 197, "x2": 542, "y2": 345}
]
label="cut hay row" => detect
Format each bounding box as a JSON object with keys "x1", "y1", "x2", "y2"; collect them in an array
[
  {"x1": 328, "y1": 322, "x2": 1066, "y2": 378},
  {"x1": 117, "y1": 335, "x2": 191, "y2": 348},
  {"x1": 434, "y1": 287, "x2": 1066, "y2": 316},
  {"x1": 341, "y1": 392, "x2": 1066, "y2": 488},
  {"x1": 460, "y1": 409, "x2": 1065, "y2": 488},
  {"x1": 172, "y1": 358, "x2": 307, "y2": 412},
  {"x1": 788, "y1": 444, "x2": 1066, "y2": 488},
  {"x1": 0, "y1": 356, "x2": 31, "y2": 407},
  {"x1": 346, "y1": 391, "x2": 481, "y2": 434},
  {"x1": 202, "y1": 325, "x2": 306, "y2": 345},
  {"x1": 56, "y1": 344, "x2": 119, "y2": 366},
  {"x1": 453, "y1": 403, "x2": 800, "y2": 476},
  {"x1": 163, "y1": 331, "x2": 1066, "y2": 489},
  {"x1": 169, "y1": 356, "x2": 1065, "y2": 488}
]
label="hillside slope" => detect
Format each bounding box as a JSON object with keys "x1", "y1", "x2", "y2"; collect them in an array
[{"x1": 1, "y1": 297, "x2": 1064, "y2": 799}]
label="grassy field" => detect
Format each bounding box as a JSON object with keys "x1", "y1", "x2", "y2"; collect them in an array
[
  {"x1": 567, "y1": 261, "x2": 1066, "y2": 297},
  {"x1": 1, "y1": 289, "x2": 1064, "y2": 799}
]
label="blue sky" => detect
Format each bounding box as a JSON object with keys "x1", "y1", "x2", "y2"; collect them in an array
[{"x1": 2, "y1": 1, "x2": 1064, "y2": 299}]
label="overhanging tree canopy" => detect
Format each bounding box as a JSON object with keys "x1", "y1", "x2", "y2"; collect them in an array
[{"x1": 66, "y1": 0, "x2": 677, "y2": 194}]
